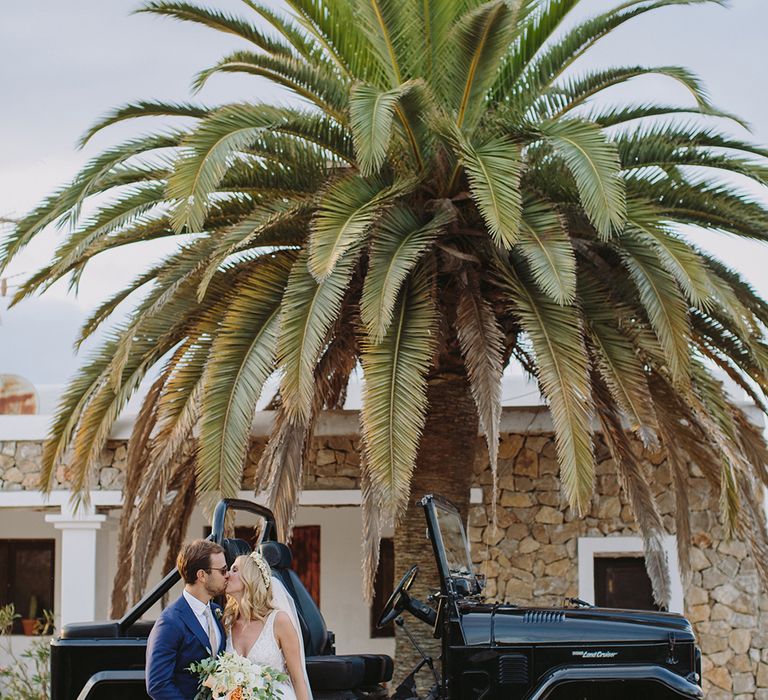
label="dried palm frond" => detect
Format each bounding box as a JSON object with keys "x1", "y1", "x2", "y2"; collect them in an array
[
  {"x1": 131, "y1": 452, "x2": 197, "y2": 604},
  {"x1": 161, "y1": 468, "x2": 198, "y2": 579},
  {"x1": 257, "y1": 402, "x2": 310, "y2": 543},
  {"x1": 360, "y1": 455, "x2": 382, "y2": 606},
  {"x1": 111, "y1": 371, "x2": 166, "y2": 617},
  {"x1": 455, "y1": 268, "x2": 504, "y2": 524},
  {"x1": 592, "y1": 375, "x2": 670, "y2": 608}
]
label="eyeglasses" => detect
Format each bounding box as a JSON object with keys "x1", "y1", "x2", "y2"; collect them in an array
[{"x1": 205, "y1": 566, "x2": 229, "y2": 575}]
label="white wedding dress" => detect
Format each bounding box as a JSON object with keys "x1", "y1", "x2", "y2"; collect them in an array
[
  {"x1": 226, "y1": 610, "x2": 297, "y2": 700},
  {"x1": 226, "y1": 576, "x2": 312, "y2": 700}
]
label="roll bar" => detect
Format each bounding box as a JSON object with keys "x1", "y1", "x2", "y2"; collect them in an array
[{"x1": 119, "y1": 498, "x2": 277, "y2": 632}]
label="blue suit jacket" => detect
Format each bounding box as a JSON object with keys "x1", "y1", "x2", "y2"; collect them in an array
[{"x1": 146, "y1": 595, "x2": 226, "y2": 699}]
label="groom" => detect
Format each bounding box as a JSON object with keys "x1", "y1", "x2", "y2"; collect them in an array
[{"x1": 146, "y1": 540, "x2": 229, "y2": 699}]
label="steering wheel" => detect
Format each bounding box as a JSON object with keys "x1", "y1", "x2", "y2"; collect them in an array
[{"x1": 376, "y1": 565, "x2": 419, "y2": 629}]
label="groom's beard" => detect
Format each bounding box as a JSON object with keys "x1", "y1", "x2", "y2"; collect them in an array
[{"x1": 205, "y1": 579, "x2": 228, "y2": 598}]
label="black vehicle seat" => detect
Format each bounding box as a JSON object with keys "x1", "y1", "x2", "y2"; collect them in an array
[
  {"x1": 260, "y1": 541, "x2": 330, "y2": 655},
  {"x1": 221, "y1": 537, "x2": 253, "y2": 568},
  {"x1": 260, "y1": 540, "x2": 394, "y2": 689}
]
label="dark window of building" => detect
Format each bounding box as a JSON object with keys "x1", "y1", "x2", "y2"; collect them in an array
[
  {"x1": 203, "y1": 524, "x2": 321, "y2": 605},
  {"x1": 290, "y1": 526, "x2": 321, "y2": 607},
  {"x1": 370, "y1": 538, "x2": 395, "y2": 638},
  {"x1": 0, "y1": 540, "x2": 55, "y2": 634},
  {"x1": 594, "y1": 556, "x2": 662, "y2": 611}
]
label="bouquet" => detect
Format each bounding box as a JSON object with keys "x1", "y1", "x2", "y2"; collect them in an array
[{"x1": 189, "y1": 651, "x2": 288, "y2": 700}]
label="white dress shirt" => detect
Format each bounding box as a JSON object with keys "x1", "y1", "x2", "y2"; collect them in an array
[{"x1": 183, "y1": 589, "x2": 221, "y2": 651}]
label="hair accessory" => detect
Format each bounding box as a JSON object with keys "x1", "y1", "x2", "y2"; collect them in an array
[{"x1": 249, "y1": 550, "x2": 272, "y2": 589}]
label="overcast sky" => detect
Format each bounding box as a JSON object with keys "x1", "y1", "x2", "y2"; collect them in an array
[{"x1": 1, "y1": 0, "x2": 767, "y2": 385}]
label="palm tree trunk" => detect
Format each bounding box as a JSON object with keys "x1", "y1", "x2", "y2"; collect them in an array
[{"x1": 392, "y1": 372, "x2": 478, "y2": 690}]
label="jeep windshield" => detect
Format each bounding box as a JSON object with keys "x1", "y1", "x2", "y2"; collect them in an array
[{"x1": 422, "y1": 495, "x2": 478, "y2": 593}]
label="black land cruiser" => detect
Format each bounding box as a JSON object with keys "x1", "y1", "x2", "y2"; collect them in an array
[{"x1": 50, "y1": 495, "x2": 703, "y2": 699}]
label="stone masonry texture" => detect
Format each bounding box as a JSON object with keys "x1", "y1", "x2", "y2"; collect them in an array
[{"x1": 1, "y1": 431, "x2": 765, "y2": 697}]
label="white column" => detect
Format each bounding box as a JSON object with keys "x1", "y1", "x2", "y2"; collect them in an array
[{"x1": 45, "y1": 503, "x2": 107, "y2": 627}]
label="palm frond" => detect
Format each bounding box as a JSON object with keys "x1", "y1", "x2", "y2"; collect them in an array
[
  {"x1": 13, "y1": 184, "x2": 168, "y2": 303},
  {"x1": 543, "y1": 65, "x2": 718, "y2": 121},
  {"x1": 277, "y1": 248, "x2": 361, "y2": 421},
  {"x1": 167, "y1": 104, "x2": 296, "y2": 232},
  {"x1": 309, "y1": 175, "x2": 414, "y2": 280},
  {"x1": 455, "y1": 271, "x2": 504, "y2": 521},
  {"x1": 257, "y1": 405, "x2": 309, "y2": 541},
  {"x1": 517, "y1": 196, "x2": 576, "y2": 303},
  {"x1": 0, "y1": 131, "x2": 183, "y2": 273},
  {"x1": 361, "y1": 262, "x2": 438, "y2": 520},
  {"x1": 361, "y1": 203, "x2": 453, "y2": 342},
  {"x1": 240, "y1": 1, "x2": 321, "y2": 61},
  {"x1": 505, "y1": 0, "x2": 725, "y2": 109},
  {"x1": 195, "y1": 199, "x2": 309, "y2": 300},
  {"x1": 616, "y1": 234, "x2": 691, "y2": 384},
  {"x1": 540, "y1": 119, "x2": 626, "y2": 237},
  {"x1": 581, "y1": 274, "x2": 660, "y2": 447},
  {"x1": 496, "y1": 256, "x2": 595, "y2": 513},
  {"x1": 354, "y1": 0, "x2": 411, "y2": 85},
  {"x1": 592, "y1": 376, "x2": 670, "y2": 608},
  {"x1": 585, "y1": 102, "x2": 745, "y2": 128},
  {"x1": 448, "y1": 0, "x2": 517, "y2": 130},
  {"x1": 360, "y1": 456, "x2": 382, "y2": 605},
  {"x1": 138, "y1": 1, "x2": 294, "y2": 55},
  {"x1": 80, "y1": 101, "x2": 210, "y2": 147},
  {"x1": 626, "y1": 178, "x2": 768, "y2": 242},
  {"x1": 455, "y1": 132, "x2": 523, "y2": 247},
  {"x1": 192, "y1": 50, "x2": 347, "y2": 119},
  {"x1": 111, "y1": 369, "x2": 167, "y2": 616},
  {"x1": 197, "y1": 254, "x2": 294, "y2": 499},
  {"x1": 625, "y1": 204, "x2": 712, "y2": 309},
  {"x1": 282, "y1": 0, "x2": 386, "y2": 83},
  {"x1": 349, "y1": 81, "x2": 423, "y2": 175},
  {"x1": 494, "y1": 0, "x2": 580, "y2": 94}
]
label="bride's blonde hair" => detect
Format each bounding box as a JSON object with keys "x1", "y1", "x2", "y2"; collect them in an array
[{"x1": 224, "y1": 553, "x2": 274, "y2": 628}]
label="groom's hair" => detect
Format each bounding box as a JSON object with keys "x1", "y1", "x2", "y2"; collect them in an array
[{"x1": 177, "y1": 540, "x2": 225, "y2": 584}]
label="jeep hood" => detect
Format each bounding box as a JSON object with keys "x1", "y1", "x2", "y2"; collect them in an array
[{"x1": 460, "y1": 605, "x2": 696, "y2": 646}]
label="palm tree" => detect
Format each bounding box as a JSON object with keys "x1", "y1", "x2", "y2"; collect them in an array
[{"x1": 4, "y1": 0, "x2": 768, "y2": 670}]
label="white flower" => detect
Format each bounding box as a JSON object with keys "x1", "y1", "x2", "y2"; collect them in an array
[{"x1": 188, "y1": 650, "x2": 287, "y2": 700}]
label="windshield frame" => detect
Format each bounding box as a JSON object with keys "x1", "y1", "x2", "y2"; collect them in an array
[{"x1": 421, "y1": 494, "x2": 478, "y2": 595}]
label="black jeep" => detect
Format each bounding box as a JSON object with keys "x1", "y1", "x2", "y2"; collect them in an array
[{"x1": 50, "y1": 494, "x2": 703, "y2": 699}]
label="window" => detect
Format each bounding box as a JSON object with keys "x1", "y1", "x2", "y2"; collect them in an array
[
  {"x1": 289, "y1": 526, "x2": 321, "y2": 606},
  {"x1": 370, "y1": 538, "x2": 394, "y2": 638},
  {"x1": 594, "y1": 556, "x2": 661, "y2": 611},
  {"x1": 0, "y1": 540, "x2": 55, "y2": 634},
  {"x1": 577, "y1": 536, "x2": 684, "y2": 614}
]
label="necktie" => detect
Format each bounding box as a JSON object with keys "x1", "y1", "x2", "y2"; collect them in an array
[{"x1": 203, "y1": 605, "x2": 217, "y2": 654}]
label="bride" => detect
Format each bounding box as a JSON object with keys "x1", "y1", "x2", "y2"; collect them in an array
[{"x1": 224, "y1": 551, "x2": 311, "y2": 700}]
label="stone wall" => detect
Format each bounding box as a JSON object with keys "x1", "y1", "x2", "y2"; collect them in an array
[
  {"x1": 0, "y1": 436, "x2": 363, "y2": 492},
  {"x1": 2, "y1": 431, "x2": 766, "y2": 697},
  {"x1": 468, "y1": 432, "x2": 766, "y2": 700}
]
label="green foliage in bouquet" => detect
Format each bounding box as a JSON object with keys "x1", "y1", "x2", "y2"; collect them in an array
[{"x1": 189, "y1": 650, "x2": 289, "y2": 700}]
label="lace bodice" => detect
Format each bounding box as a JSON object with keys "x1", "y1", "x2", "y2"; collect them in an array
[{"x1": 226, "y1": 610, "x2": 287, "y2": 674}]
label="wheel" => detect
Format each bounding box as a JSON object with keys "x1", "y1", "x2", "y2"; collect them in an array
[{"x1": 376, "y1": 565, "x2": 418, "y2": 628}]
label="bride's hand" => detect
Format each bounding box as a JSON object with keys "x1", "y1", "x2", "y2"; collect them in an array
[{"x1": 274, "y1": 611, "x2": 311, "y2": 700}]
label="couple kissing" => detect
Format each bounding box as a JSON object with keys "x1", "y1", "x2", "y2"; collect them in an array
[{"x1": 146, "y1": 539, "x2": 311, "y2": 699}]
